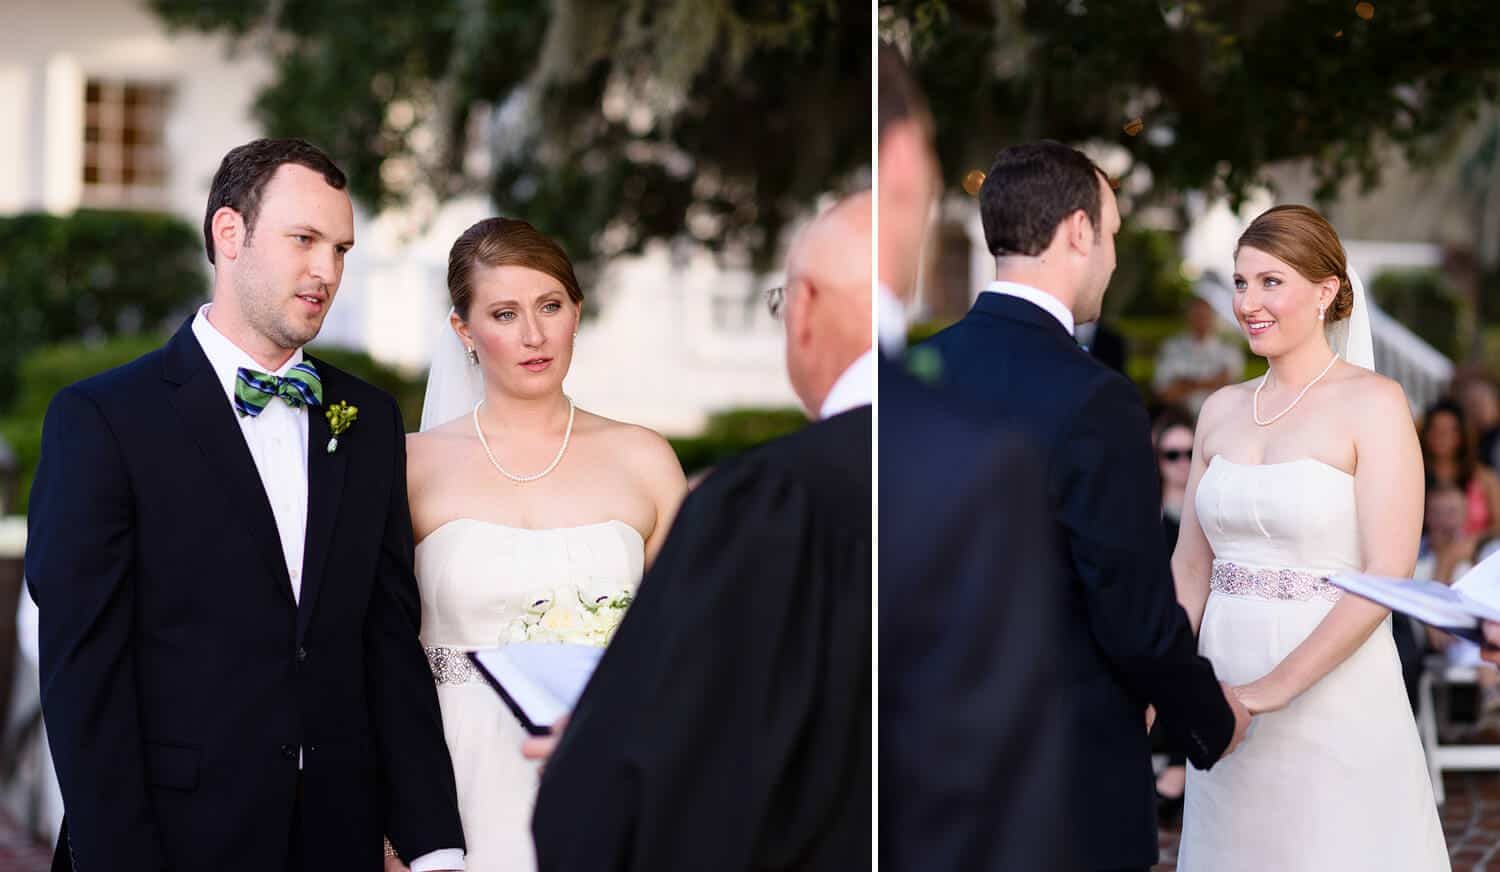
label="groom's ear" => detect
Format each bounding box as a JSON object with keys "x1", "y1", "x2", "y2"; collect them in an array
[
  {"x1": 211, "y1": 206, "x2": 246, "y2": 263},
  {"x1": 1063, "y1": 208, "x2": 1093, "y2": 257}
]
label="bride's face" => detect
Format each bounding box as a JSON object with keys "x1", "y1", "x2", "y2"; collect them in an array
[
  {"x1": 1231, "y1": 246, "x2": 1338, "y2": 359},
  {"x1": 453, "y1": 264, "x2": 580, "y2": 400}
]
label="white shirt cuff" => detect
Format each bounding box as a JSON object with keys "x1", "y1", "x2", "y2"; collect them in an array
[{"x1": 408, "y1": 848, "x2": 465, "y2": 871}]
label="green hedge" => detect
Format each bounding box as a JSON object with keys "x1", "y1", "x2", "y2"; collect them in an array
[
  {"x1": 0, "y1": 333, "x2": 798, "y2": 507},
  {"x1": 1370, "y1": 268, "x2": 1462, "y2": 362},
  {"x1": 307, "y1": 346, "x2": 426, "y2": 431},
  {"x1": 0, "y1": 210, "x2": 208, "y2": 409},
  {"x1": 0, "y1": 336, "x2": 424, "y2": 513},
  {"x1": 1106, "y1": 227, "x2": 1196, "y2": 319},
  {"x1": 668, "y1": 408, "x2": 808, "y2": 474}
]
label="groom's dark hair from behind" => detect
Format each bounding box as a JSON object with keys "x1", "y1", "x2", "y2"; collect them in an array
[
  {"x1": 979, "y1": 140, "x2": 1107, "y2": 258},
  {"x1": 203, "y1": 138, "x2": 347, "y2": 263}
]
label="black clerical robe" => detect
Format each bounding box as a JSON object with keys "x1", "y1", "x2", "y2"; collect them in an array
[{"x1": 532, "y1": 406, "x2": 872, "y2": 871}]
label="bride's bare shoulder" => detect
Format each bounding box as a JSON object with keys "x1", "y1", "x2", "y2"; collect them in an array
[
  {"x1": 573, "y1": 409, "x2": 685, "y2": 489},
  {"x1": 1198, "y1": 380, "x2": 1256, "y2": 425},
  {"x1": 575, "y1": 409, "x2": 678, "y2": 463},
  {"x1": 406, "y1": 417, "x2": 473, "y2": 465},
  {"x1": 1332, "y1": 365, "x2": 1410, "y2": 417}
]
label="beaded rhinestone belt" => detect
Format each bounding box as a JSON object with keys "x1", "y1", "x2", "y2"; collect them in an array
[
  {"x1": 1209, "y1": 561, "x2": 1343, "y2": 603},
  {"x1": 425, "y1": 646, "x2": 480, "y2": 686}
]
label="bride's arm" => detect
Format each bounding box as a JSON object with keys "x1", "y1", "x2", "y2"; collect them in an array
[
  {"x1": 1170, "y1": 415, "x2": 1216, "y2": 636},
  {"x1": 1235, "y1": 378, "x2": 1423, "y2": 714},
  {"x1": 633, "y1": 429, "x2": 688, "y2": 568}
]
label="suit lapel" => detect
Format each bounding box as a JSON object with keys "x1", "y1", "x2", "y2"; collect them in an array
[
  {"x1": 297, "y1": 359, "x2": 347, "y2": 642},
  {"x1": 163, "y1": 321, "x2": 295, "y2": 606}
]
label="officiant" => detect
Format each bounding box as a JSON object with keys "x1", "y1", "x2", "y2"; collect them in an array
[{"x1": 527, "y1": 192, "x2": 872, "y2": 871}]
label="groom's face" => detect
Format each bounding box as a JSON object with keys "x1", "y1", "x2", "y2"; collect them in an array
[{"x1": 234, "y1": 164, "x2": 355, "y2": 350}]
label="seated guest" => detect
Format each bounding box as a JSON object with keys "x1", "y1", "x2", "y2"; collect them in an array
[
  {"x1": 1149, "y1": 404, "x2": 1195, "y2": 820},
  {"x1": 1152, "y1": 296, "x2": 1242, "y2": 416},
  {"x1": 1457, "y1": 375, "x2": 1500, "y2": 472},
  {"x1": 1153, "y1": 406, "x2": 1195, "y2": 554},
  {"x1": 1422, "y1": 399, "x2": 1500, "y2": 549},
  {"x1": 1418, "y1": 483, "x2": 1500, "y2": 737}
]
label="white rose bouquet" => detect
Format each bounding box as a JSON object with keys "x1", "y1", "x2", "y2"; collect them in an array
[{"x1": 506, "y1": 585, "x2": 634, "y2": 647}]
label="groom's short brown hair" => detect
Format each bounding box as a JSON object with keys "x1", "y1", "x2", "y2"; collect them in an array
[
  {"x1": 203, "y1": 138, "x2": 347, "y2": 264},
  {"x1": 979, "y1": 140, "x2": 1108, "y2": 259}
]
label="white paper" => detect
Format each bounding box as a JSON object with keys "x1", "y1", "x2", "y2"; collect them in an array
[
  {"x1": 470, "y1": 643, "x2": 603, "y2": 730},
  {"x1": 1331, "y1": 548, "x2": 1500, "y2": 637},
  {"x1": 1453, "y1": 549, "x2": 1500, "y2": 613}
]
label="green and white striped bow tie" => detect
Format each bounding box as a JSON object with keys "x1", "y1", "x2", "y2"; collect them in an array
[{"x1": 234, "y1": 361, "x2": 323, "y2": 418}]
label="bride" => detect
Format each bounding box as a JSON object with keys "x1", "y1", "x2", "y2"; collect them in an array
[
  {"x1": 396, "y1": 217, "x2": 687, "y2": 871},
  {"x1": 1172, "y1": 205, "x2": 1447, "y2": 869}
]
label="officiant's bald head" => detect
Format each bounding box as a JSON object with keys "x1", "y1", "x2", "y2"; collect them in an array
[{"x1": 782, "y1": 191, "x2": 873, "y2": 418}]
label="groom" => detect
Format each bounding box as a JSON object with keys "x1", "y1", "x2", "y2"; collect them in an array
[
  {"x1": 25, "y1": 139, "x2": 464, "y2": 871},
  {"x1": 919, "y1": 140, "x2": 1251, "y2": 872}
]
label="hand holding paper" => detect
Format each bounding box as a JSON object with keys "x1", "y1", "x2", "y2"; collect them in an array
[
  {"x1": 521, "y1": 714, "x2": 569, "y2": 772},
  {"x1": 468, "y1": 644, "x2": 602, "y2": 736},
  {"x1": 1331, "y1": 547, "x2": 1500, "y2": 643}
]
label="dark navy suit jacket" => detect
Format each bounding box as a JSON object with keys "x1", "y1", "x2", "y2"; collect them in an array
[
  {"x1": 921, "y1": 292, "x2": 1235, "y2": 870},
  {"x1": 879, "y1": 353, "x2": 1073, "y2": 870},
  {"x1": 26, "y1": 319, "x2": 463, "y2": 871}
]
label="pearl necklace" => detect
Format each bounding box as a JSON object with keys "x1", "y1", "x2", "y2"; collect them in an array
[
  {"x1": 472, "y1": 396, "x2": 575, "y2": 483},
  {"x1": 1253, "y1": 354, "x2": 1339, "y2": 427}
]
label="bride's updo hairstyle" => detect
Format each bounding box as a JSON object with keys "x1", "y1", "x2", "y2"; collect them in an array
[
  {"x1": 1235, "y1": 204, "x2": 1354, "y2": 323},
  {"x1": 447, "y1": 218, "x2": 584, "y2": 318}
]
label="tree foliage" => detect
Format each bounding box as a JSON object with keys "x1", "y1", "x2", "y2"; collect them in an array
[
  {"x1": 883, "y1": 0, "x2": 1500, "y2": 206},
  {"x1": 0, "y1": 210, "x2": 206, "y2": 409},
  {"x1": 149, "y1": 0, "x2": 870, "y2": 269}
]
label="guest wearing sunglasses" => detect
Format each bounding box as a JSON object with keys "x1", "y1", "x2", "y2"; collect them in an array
[
  {"x1": 1150, "y1": 405, "x2": 1196, "y2": 821},
  {"x1": 1155, "y1": 406, "x2": 1196, "y2": 557}
]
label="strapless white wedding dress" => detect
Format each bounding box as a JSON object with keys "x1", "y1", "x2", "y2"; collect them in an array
[
  {"x1": 1178, "y1": 457, "x2": 1448, "y2": 870},
  {"x1": 416, "y1": 519, "x2": 645, "y2": 871}
]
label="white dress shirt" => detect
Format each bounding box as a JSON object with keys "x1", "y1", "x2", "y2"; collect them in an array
[
  {"x1": 192, "y1": 306, "x2": 463, "y2": 872},
  {"x1": 986, "y1": 281, "x2": 1075, "y2": 336},
  {"x1": 192, "y1": 306, "x2": 310, "y2": 601},
  {"x1": 820, "y1": 347, "x2": 875, "y2": 419}
]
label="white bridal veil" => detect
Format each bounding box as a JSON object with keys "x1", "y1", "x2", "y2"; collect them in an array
[
  {"x1": 1325, "y1": 264, "x2": 1375, "y2": 371},
  {"x1": 418, "y1": 311, "x2": 485, "y2": 432}
]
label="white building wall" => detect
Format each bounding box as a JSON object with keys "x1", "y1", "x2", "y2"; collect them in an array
[
  {"x1": 0, "y1": 1, "x2": 801, "y2": 437},
  {"x1": 0, "y1": 0, "x2": 274, "y2": 219}
]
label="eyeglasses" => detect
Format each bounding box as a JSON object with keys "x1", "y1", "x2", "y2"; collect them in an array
[
  {"x1": 1159, "y1": 449, "x2": 1192, "y2": 462},
  {"x1": 764, "y1": 285, "x2": 785, "y2": 320}
]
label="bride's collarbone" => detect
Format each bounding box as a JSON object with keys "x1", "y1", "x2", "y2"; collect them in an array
[
  {"x1": 1205, "y1": 430, "x2": 1357, "y2": 475},
  {"x1": 420, "y1": 473, "x2": 654, "y2": 537},
  {"x1": 1204, "y1": 409, "x2": 1357, "y2": 476}
]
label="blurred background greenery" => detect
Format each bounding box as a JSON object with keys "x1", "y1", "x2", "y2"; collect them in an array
[{"x1": 0, "y1": 1, "x2": 871, "y2": 513}]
